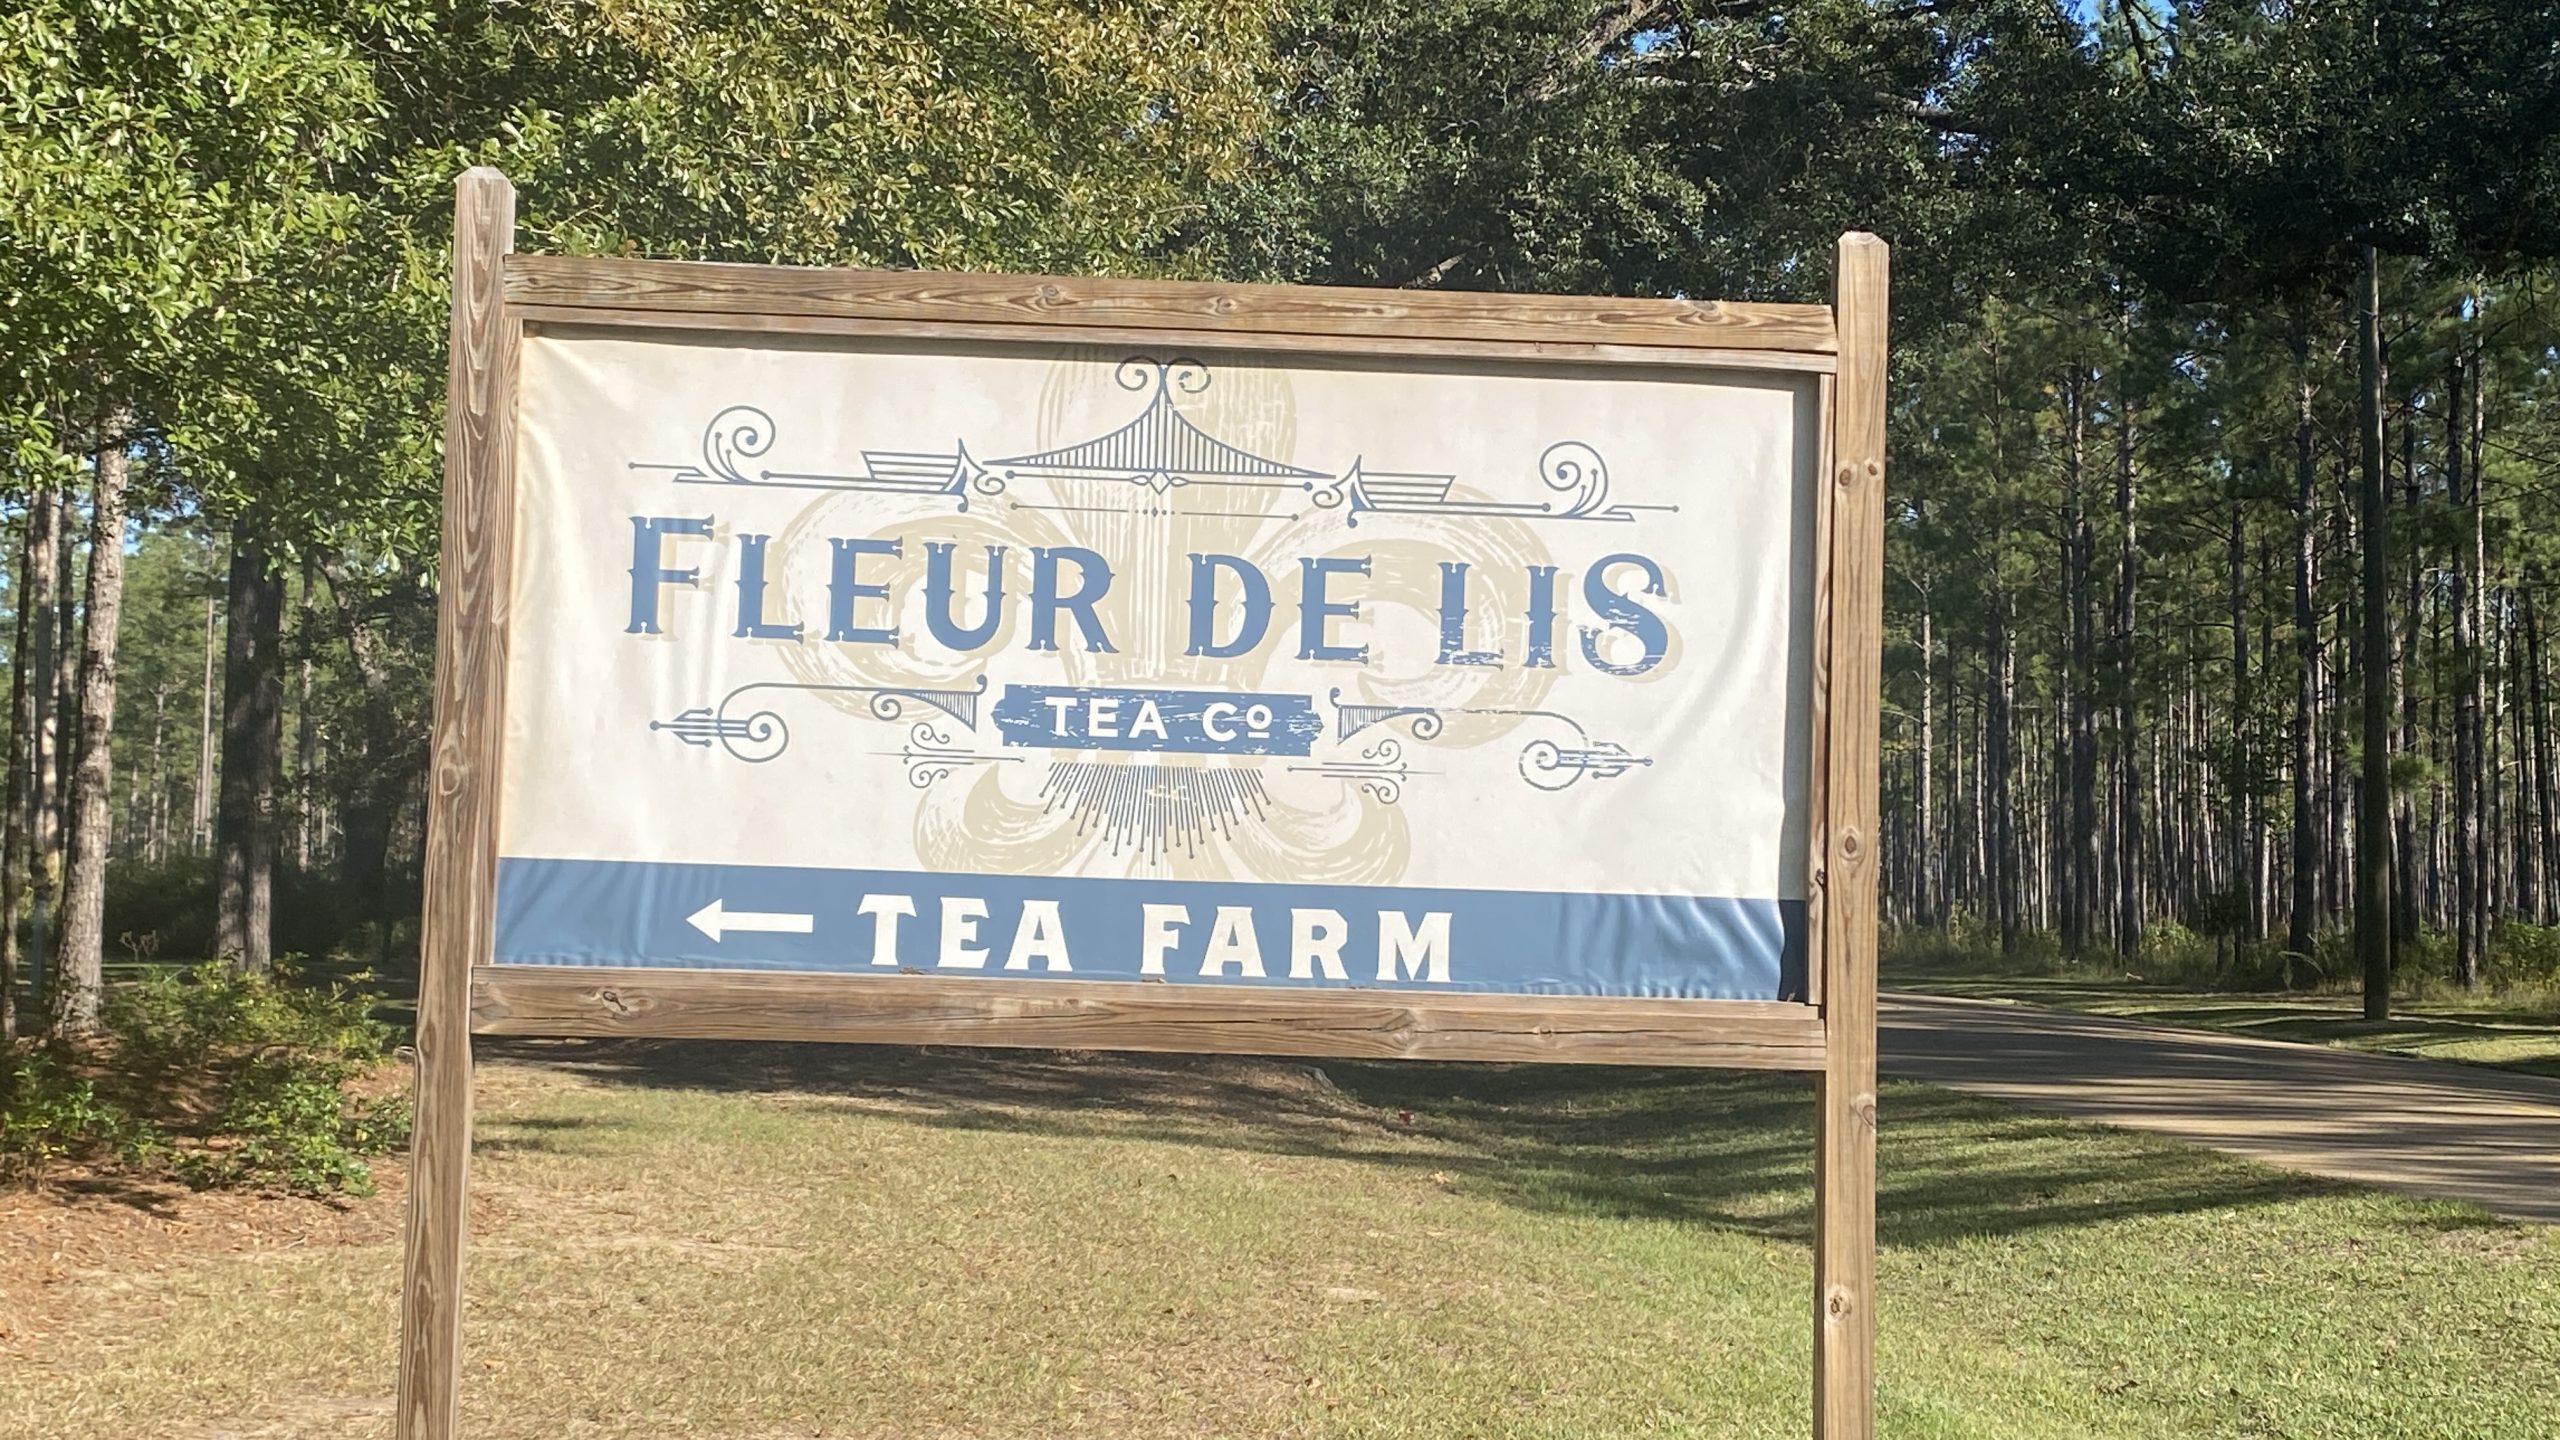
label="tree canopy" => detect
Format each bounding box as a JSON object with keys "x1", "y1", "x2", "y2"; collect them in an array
[{"x1": 7, "y1": 0, "x2": 2560, "y2": 1023}]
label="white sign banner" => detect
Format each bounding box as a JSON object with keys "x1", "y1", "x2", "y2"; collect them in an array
[{"x1": 495, "y1": 335, "x2": 1817, "y2": 998}]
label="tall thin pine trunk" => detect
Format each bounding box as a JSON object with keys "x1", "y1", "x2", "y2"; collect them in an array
[
  {"x1": 2395, "y1": 406, "x2": 2422, "y2": 943},
  {"x1": 1990, "y1": 596, "x2": 2020, "y2": 953},
  {"x1": 2063, "y1": 369, "x2": 2098, "y2": 954},
  {"x1": 50, "y1": 420, "x2": 132, "y2": 1033},
  {"x1": 0, "y1": 506, "x2": 33, "y2": 1041},
  {"x1": 2451, "y1": 340, "x2": 2485, "y2": 988},
  {"x1": 2355, "y1": 247, "x2": 2393, "y2": 1016},
  {"x1": 2528, "y1": 579, "x2": 2558, "y2": 924},
  {"x1": 294, "y1": 562, "x2": 319, "y2": 871},
  {"x1": 2288, "y1": 337, "x2": 2321, "y2": 962},
  {"x1": 2228, "y1": 494, "x2": 2260, "y2": 942},
  {"x1": 1918, "y1": 602, "x2": 1937, "y2": 927},
  {"x1": 2113, "y1": 359, "x2": 2144, "y2": 955},
  {"x1": 194, "y1": 596, "x2": 216, "y2": 850}
]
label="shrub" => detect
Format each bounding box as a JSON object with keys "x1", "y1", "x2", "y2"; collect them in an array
[
  {"x1": 2, "y1": 961, "x2": 406, "y2": 1196},
  {"x1": 0, "y1": 1049, "x2": 160, "y2": 1181},
  {"x1": 2488, "y1": 923, "x2": 2560, "y2": 989}
]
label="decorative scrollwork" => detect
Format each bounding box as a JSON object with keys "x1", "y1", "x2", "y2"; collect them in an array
[
  {"x1": 651, "y1": 705, "x2": 789, "y2": 764},
  {"x1": 1288, "y1": 735, "x2": 1412, "y2": 806},
  {"x1": 1331, "y1": 688, "x2": 1444, "y2": 742},
  {"x1": 656, "y1": 678, "x2": 990, "y2": 764},
  {"x1": 865, "y1": 675, "x2": 989, "y2": 729},
  {"x1": 1114, "y1": 355, "x2": 1212, "y2": 397},
  {"x1": 702, "y1": 405, "x2": 775, "y2": 484},
  {"x1": 963, "y1": 447, "x2": 1008, "y2": 498},
  {"x1": 1518, "y1": 733, "x2": 1651, "y2": 791},
  {"x1": 1319, "y1": 692, "x2": 1647, "y2": 795},
  {"x1": 1537, "y1": 440, "x2": 1610, "y2": 518},
  {"x1": 893, "y1": 721, "x2": 1016, "y2": 789}
]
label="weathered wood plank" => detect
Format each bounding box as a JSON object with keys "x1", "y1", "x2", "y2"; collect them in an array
[
  {"x1": 397, "y1": 168, "x2": 519, "y2": 1440},
  {"x1": 1813, "y1": 233, "x2": 1887, "y2": 1440},
  {"x1": 513, "y1": 303, "x2": 1839, "y2": 375},
  {"x1": 470, "y1": 968, "x2": 1831, "y2": 1071},
  {"x1": 504, "y1": 254, "x2": 1838, "y2": 355},
  {"x1": 1802, "y1": 373, "x2": 1838, "y2": 1009}
]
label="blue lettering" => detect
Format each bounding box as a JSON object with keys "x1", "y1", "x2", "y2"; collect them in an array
[
  {"x1": 1525, "y1": 564, "x2": 1560, "y2": 668},
  {"x1": 924, "y1": 542, "x2": 1006, "y2": 651},
  {"x1": 1185, "y1": 553, "x2": 1273, "y2": 658},
  {"x1": 625, "y1": 516, "x2": 712, "y2": 635},
  {"x1": 1578, "y1": 553, "x2": 1669, "y2": 676},
  {"x1": 1297, "y1": 556, "x2": 1370, "y2": 663},
  {"x1": 732, "y1": 534, "x2": 802, "y2": 640},
  {"x1": 827, "y1": 537, "x2": 902, "y2": 644},
  {"x1": 1435, "y1": 562, "x2": 1500, "y2": 667},
  {"x1": 1029, "y1": 546, "x2": 1116, "y2": 653}
]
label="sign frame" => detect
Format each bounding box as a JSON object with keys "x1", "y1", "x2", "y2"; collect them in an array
[{"x1": 398, "y1": 167, "x2": 1885, "y2": 1439}]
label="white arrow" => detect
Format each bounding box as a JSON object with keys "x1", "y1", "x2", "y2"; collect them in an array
[{"x1": 686, "y1": 899, "x2": 815, "y2": 943}]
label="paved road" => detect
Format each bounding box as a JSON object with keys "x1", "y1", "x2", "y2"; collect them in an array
[{"x1": 1880, "y1": 992, "x2": 2560, "y2": 1224}]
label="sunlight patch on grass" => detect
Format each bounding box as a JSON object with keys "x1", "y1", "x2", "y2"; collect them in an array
[{"x1": 1887, "y1": 957, "x2": 2560, "y2": 1080}]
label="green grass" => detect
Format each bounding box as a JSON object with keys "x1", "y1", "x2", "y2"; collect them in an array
[
  {"x1": 5, "y1": 1043, "x2": 2557, "y2": 1439},
  {"x1": 1885, "y1": 940, "x2": 2560, "y2": 1080}
]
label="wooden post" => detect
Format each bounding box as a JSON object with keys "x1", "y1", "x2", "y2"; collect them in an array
[
  {"x1": 1814, "y1": 232, "x2": 1886, "y2": 1440},
  {"x1": 398, "y1": 167, "x2": 519, "y2": 1440}
]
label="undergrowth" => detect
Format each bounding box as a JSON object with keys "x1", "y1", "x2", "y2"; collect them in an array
[{"x1": 1, "y1": 961, "x2": 408, "y2": 1195}]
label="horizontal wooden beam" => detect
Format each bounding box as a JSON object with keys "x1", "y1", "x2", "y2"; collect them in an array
[
  {"x1": 471, "y1": 967, "x2": 1830, "y2": 1070},
  {"x1": 514, "y1": 304, "x2": 1837, "y2": 375},
  {"x1": 504, "y1": 254, "x2": 1838, "y2": 357}
]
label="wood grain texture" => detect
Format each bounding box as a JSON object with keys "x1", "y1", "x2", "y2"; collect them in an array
[
  {"x1": 513, "y1": 303, "x2": 1840, "y2": 375},
  {"x1": 397, "y1": 168, "x2": 519, "y2": 1440},
  {"x1": 504, "y1": 255, "x2": 1838, "y2": 356},
  {"x1": 471, "y1": 968, "x2": 1831, "y2": 1071},
  {"x1": 1802, "y1": 374, "x2": 1838, "y2": 1009},
  {"x1": 1813, "y1": 234, "x2": 1887, "y2": 1440}
]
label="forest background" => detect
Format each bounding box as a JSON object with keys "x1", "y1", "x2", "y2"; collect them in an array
[{"x1": 7, "y1": 1, "x2": 2560, "y2": 1162}]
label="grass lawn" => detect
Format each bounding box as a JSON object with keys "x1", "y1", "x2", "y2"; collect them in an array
[
  {"x1": 4, "y1": 1042, "x2": 2556, "y2": 1439},
  {"x1": 1883, "y1": 950, "x2": 2560, "y2": 1080}
]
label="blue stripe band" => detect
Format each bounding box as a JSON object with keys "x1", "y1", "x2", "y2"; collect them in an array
[{"x1": 494, "y1": 857, "x2": 1806, "y2": 1001}]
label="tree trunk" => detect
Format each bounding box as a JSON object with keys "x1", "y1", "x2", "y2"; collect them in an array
[
  {"x1": 2395, "y1": 405, "x2": 2422, "y2": 944},
  {"x1": 2354, "y1": 248, "x2": 2393, "y2": 1018},
  {"x1": 2113, "y1": 360, "x2": 2144, "y2": 955},
  {"x1": 50, "y1": 421, "x2": 132, "y2": 1033},
  {"x1": 2450, "y1": 341, "x2": 2485, "y2": 989},
  {"x1": 2227, "y1": 494, "x2": 2260, "y2": 944},
  {"x1": 0, "y1": 505, "x2": 35, "y2": 1041},
  {"x1": 194, "y1": 596, "x2": 216, "y2": 849},
  {"x1": 294, "y1": 562, "x2": 320, "y2": 871},
  {"x1": 51, "y1": 500, "x2": 77, "y2": 853},
  {"x1": 2528, "y1": 578, "x2": 2558, "y2": 925},
  {"x1": 1990, "y1": 596, "x2": 2020, "y2": 954},
  {"x1": 1919, "y1": 602, "x2": 1938, "y2": 928},
  {"x1": 2288, "y1": 339, "x2": 2321, "y2": 964},
  {"x1": 2469, "y1": 350, "x2": 2494, "y2": 960},
  {"x1": 23, "y1": 489, "x2": 66, "y2": 1011},
  {"x1": 213, "y1": 524, "x2": 285, "y2": 970},
  {"x1": 2063, "y1": 369, "x2": 2098, "y2": 955},
  {"x1": 2513, "y1": 592, "x2": 2545, "y2": 923}
]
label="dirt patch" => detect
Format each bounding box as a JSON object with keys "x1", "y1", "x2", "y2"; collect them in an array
[{"x1": 0, "y1": 1146, "x2": 406, "y2": 1353}]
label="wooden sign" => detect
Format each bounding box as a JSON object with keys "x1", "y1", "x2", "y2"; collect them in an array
[{"x1": 399, "y1": 167, "x2": 1885, "y2": 1438}]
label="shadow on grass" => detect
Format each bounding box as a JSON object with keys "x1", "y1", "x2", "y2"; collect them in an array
[{"x1": 481, "y1": 1037, "x2": 2370, "y2": 1251}]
